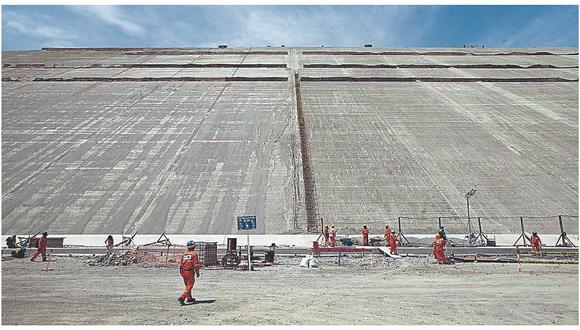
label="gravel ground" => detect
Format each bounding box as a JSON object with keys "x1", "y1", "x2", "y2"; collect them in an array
[{"x1": 2, "y1": 254, "x2": 578, "y2": 325}]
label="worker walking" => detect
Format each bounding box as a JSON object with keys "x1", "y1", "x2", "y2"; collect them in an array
[
  {"x1": 384, "y1": 225, "x2": 391, "y2": 246},
  {"x1": 433, "y1": 234, "x2": 448, "y2": 264},
  {"x1": 178, "y1": 240, "x2": 201, "y2": 306},
  {"x1": 30, "y1": 232, "x2": 48, "y2": 262},
  {"x1": 105, "y1": 235, "x2": 114, "y2": 254},
  {"x1": 531, "y1": 231, "x2": 542, "y2": 254},
  {"x1": 361, "y1": 225, "x2": 369, "y2": 246},
  {"x1": 323, "y1": 225, "x2": 330, "y2": 246},
  {"x1": 388, "y1": 230, "x2": 398, "y2": 255},
  {"x1": 330, "y1": 225, "x2": 337, "y2": 247}
]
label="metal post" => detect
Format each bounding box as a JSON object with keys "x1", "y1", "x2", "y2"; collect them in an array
[
  {"x1": 438, "y1": 217, "x2": 441, "y2": 229},
  {"x1": 520, "y1": 217, "x2": 526, "y2": 246},
  {"x1": 398, "y1": 217, "x2": 402, "y2": 235},
  {"x1": 247, "y1": 234, "x2": 251, "y2": 271},
  {"x1": 556, "y1": 215, "x2": 575, "y2": 247}
]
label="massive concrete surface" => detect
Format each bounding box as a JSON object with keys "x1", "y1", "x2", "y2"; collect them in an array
[{"x1": 2, "y1": 47, "x2": 578, "y2": 234}]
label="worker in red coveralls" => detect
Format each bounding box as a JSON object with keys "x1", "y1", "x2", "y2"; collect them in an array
[
  {"x1": 384, "y1": 225, "x2": 391, "y2": 246},
  {"x1": 388, "y1": 230, "x2": 398, "y2": 255},
  {"x1": 178, "y1": 240, "x2": 201, "y2": 306},
  {"x1": 530, "y1": 231, "x2": 542, "y2": 254},
  {"x1": 361, "y1": 225, "x2": 369, "y2": 246},
  {"x1": 330, "y1": 225, "x2": 337, "y2": 247},
  {"x1": 323, "y1": 225, "x2": 330, "y2": 246},
  {"x1": 30, "y1": 232, "x2": 48, "y2": 262},
  {"x1": 433, "y1": 234, "x2": 448, "y2": 264}
]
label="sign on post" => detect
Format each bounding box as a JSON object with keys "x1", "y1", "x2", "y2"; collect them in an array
[
  {"x1": 237, "y1": 216, "x2": 257, "y2": 230},
  {"x1": 236, "y1": 215, "x2": 256, "y2": 271}
]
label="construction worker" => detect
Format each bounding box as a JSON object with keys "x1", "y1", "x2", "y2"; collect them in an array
[
  {"x1": 361, "y1": 225, "x2": 369, "y2": 246},
  {"x1": 323, "y1": 225, "x2": 330, "y2": 246},
  {"x1": 530, "y1": 232, "x2": 542, "y2": 254},
  {"x1": 433, "y1": 234, "x2": 448, "y2": 264},
  {"x1": 330, "y1": 225, "x2": 337, "y2": 247},
  {"x1": 105, "y1": 235, "x2": 114, "y2": 254},
  {"x1": 178, "y1": 240, "x2": 201, "y2": 306},
  {"x1": 384, "y1": 225, "x2": 391, "y2": 246},
  {"x1": 6, "y1": 235, "x2": 16, "y2": 248},
  {"x1": 30, "y1": 232, "x2": 48, "y2": 262},
  {"x1": 388, "y1": 230, "x2": 398, "y2": 255}
]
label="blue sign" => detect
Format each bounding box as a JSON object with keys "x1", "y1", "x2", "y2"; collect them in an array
[{"x1": 237, "y1": 216, "x2": 257, "y2": 230}]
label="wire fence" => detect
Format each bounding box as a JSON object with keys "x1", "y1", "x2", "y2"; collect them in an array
[{"x1": 328, "y1": 215, "x2": 578, "y2": 241}]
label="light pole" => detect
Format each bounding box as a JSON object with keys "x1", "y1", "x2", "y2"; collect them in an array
[{"x1": 465, "y1": 189, "x2": 476, "y2": 245}]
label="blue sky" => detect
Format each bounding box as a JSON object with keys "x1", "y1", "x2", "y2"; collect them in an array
[{"x1": 2, "y1": 5, "x2": 578, "y2": 50}]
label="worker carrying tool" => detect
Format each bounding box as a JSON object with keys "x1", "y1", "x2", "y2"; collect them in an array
[
  {"x1": 30, "y1": 232, "x2": 48, "y2": 262},
  {"x1": 361, "y1": 225, "x2": 369, "y2": 246},
  {"x1": 384, "y1": 225, "x2": 391, "y2": 246},
  {"x1": 531, "y1": 231, "x2": 542, "y2": 254},
  {"x1": 323, "y1": 225, "x2": 330, "y2": 246},
  {"x1": 433, "y1": 233, "x2": 448, "y2": 264},
  {"x1": 178, "y1": 240, "x2": 201, "y2": 306},
  {"x1": 330, "y1": 225, "x2": 337, "y2": 247},
  {"x1": 388, "y1": 230, "x2": 398, "y2": 255}
]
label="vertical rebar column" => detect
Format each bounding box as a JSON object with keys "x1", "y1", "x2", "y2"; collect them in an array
[{"x1": 294, "y1": 72, "x2": 318, "y2": 233}]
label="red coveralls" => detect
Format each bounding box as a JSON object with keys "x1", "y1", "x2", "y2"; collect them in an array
[
  {"x1": 323, "y1": 227, "x2": 330, "y2": 246},
  {"x1": 330, "y1": 228, "x2": 337, "y2": 247},
  {"x1": 179, "y1": 250, "x2": 200, "y2": 301},
  {"x1": 30, "y1": 235, "x2": 47, "y2": 261},
  {"x1": 388, "y1": 235, "x2": 398, "y2": 255},
  {"x1": 384, "y1": 226, "x2": 391, "y2": 246},
  {"x1": 531, "y1": 235, "x2": 542, "y2": 253},
  {"x1": 362, "y1": 227, "x2": 369, "y2": 246},
  {"x1": 433, "y1": 238, "x2": 447, "y2": 264}
]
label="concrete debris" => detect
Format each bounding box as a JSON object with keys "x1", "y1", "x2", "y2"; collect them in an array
[{"x1": 87, "y1": 249, "x2": 177, "y2": 268}]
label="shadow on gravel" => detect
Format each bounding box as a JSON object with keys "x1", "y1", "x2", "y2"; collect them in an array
[{"x1": 191, "y1": 299, "x2": 216, "y2": 305}]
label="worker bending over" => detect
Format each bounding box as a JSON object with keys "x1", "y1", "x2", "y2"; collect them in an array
[
  {"x1": 178, "y1": 240, "x2": 201, "y2": 306},
  {"x1": 30, "y1": 232, "x2": 48, "y2": 262},
  {"x1": 433, "y1": 234, "x2": 448, "y2": 264},
  {"x1": 330, "y1": 225, "x2": 337, "y2": 247},
  {"x1": 531, "y1": 231, "x2": 542, "y2": 255},
  {"x1": 388, "y1": 230, "x2": 398, "y2": 255},
  {"x1": 361, "y1": 225, "x2": 369, "y2": 246},
  {"x1": 323, "y1": 225, "x2": 330, "y2": 246}
]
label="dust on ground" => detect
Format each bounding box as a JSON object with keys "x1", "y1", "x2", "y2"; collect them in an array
[{"x1": 2, "y1": 254, "x2": 577, "y2": 325}]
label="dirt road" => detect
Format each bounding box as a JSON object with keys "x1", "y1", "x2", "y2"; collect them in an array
[{"x1": 2, "y1": 255, "x2": 577, "y2": 325}]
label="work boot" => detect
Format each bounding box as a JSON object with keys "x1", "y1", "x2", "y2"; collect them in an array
[
  {"x1": 186, "y1": 297, "x2": 195, "y2": 304},
  {"x1": 178, "y1": 297, "x2": 185, "y2": 306}
]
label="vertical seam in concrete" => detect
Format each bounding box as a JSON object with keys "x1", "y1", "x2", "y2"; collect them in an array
[{"x1": 293, "y1": 71, "x2": 318, "y2": 233}]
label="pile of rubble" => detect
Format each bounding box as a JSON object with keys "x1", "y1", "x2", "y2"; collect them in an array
[{"x1": 87, "y1": 248, "x2": 178, "y2": 268}]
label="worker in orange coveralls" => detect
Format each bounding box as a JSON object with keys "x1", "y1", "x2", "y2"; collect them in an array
[
  {"x1": 388, "y1": 230, "x2": 398, "y2": 255},
  {"x1": 30, "y1": 232, "x2": 48, "y2": 262},
  {"x1": 433, "y1": 234, "x2": 448, "y2": 264},
  {"x1": 323, "y1": 225, "x2": 330, "y2": 246},
  {"x1": 330, "y1": 225, "x2": 337, "y2": 247},
  {"x1": 361, "y1": 225, "x2": 369, "y2": 246},
  {"x1": 178, "y1": 240, "x2": 201, "y2": 306},
  {"x1": 530, "y1": 231, "x2": 542, "y2": 254},
  {"x1": 384, "y1": 225, "x2": 391, "y2": 246}
]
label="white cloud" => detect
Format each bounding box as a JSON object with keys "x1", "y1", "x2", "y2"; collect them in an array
[
  {"x1": 4, "y1": 12, "x2": 76, "y2": 46},
  {"x1": 69, "y1": 6, "x2": 145, "y2": 37}
]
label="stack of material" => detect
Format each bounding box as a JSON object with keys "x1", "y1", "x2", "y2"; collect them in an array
[{"x1": 87, "y1": 249, "x2": 178, "y2": 268}]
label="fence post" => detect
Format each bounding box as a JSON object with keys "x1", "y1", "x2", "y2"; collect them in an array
[
  {"x1": 513, "y1": 216, "x2": 530, "y2": 246},
  {"x1": 556, "y1": 215, "x2": 575, "y2": 247},
  {"x1": 397, "y1": 217, "x2": 410, "y2": 246},
  {"x1": 438, "y1": 217, "x2": 441, "y2": 229}
]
